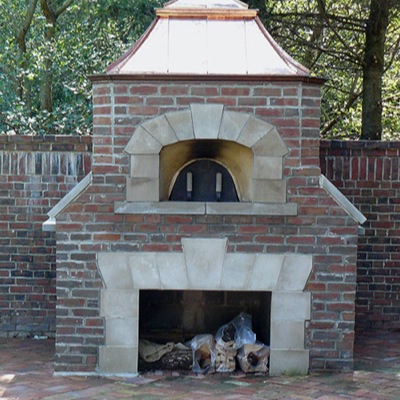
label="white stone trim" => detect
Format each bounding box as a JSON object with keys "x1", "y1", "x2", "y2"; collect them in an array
[
  {"x1": 97, "y1": 238, "x2": 312, "y2": 376},
  {"x1": 114, "y1": 201, "x2": 298, "y2": 216},
  {"x1": 42, "y1": 172, "x2": 93, "y2": 232},
  {"x1": 319, "y1": 174, "x2": 366, "y2": 224}
]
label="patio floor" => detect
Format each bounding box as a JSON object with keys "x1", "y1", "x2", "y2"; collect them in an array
[{"x1": 1, "y1": 330, "x2": 400, "y2": 399}]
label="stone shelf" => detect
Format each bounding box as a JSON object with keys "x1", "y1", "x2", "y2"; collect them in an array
[{"x1": 114, "y1": 201, "x2": 298, "y2": 216}]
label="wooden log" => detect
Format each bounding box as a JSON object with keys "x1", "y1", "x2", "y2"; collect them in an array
[
  {"x1": 138, "y1": 347, "x2": 193, "y2": 371},
  {"x1": 215, "y1": 342, "x2": 237, "y2": 372},
  {"x1": 237, "y1": 343, "x2": 270, "y2": 373}
]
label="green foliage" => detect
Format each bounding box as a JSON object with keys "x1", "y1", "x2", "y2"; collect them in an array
[
  {"x1": 0, "y1": 0, "x2": 166, "y2": 135},
  {"x1": 0, "y1": 0, "x2": 398, "y2": 139},
  {"x1": 263, "y1": 0, "x2": 400, "y2": 140}
]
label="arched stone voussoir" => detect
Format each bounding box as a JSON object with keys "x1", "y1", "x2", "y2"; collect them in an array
[
  {"x1": 140, "y1": 115, "x2": 178, "y2": 146},
  {"x1": 237, "y1": 115, "x2": 275, "y2": 148},
  {"x1": 252, "y1": 127, "x2": 289, "y2": 157},
  {"x1": 165, "y1": 109, "x2": 194, "y2": 141},
  {"x1": 190, "y1": 103, "x2": 224, "y2": 139},
  {"x1": 219, "y1": 110, "x2": 251, "y2": 141},
  {"x1": 124, "y1": 125, "x2": 162, "y2": 155}
]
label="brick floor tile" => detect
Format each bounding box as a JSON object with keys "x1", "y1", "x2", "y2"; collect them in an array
[{"x1": 1, "y1": 332, "x2": 400, "y2": 399}]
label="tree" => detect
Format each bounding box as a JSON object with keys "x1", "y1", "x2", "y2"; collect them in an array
[
  {"x1": 361, "y1": 0, "x2": 390, "y2": 140},
  {"x1": 16, "y1": 0, "x2": 38, "y2": 110},
  {"x1": 0, "y1": 0, "x2": 166, "y2": 135},
  {"x1": 261, "y1": 0, "x2": 400, "y2": 140},
  {"x1": 0, "y1": 0, "x2": 398, "y2": 139},
  {"x1": 39, "y1": 0, "x2": 74, "y2": 114}
]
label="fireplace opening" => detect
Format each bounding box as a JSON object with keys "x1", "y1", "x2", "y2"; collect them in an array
[{"x1": 138, "y1": 290, "x2": 271, "y2": 372}]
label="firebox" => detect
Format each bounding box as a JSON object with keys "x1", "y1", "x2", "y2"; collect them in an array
[{"x1": 139, "y1": 290, "x2": 271, "y2": 346}]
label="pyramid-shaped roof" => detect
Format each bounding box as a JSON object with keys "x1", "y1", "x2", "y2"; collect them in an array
[{"x1": 106, "y1": 0, "x2": 312, "y2": 78}]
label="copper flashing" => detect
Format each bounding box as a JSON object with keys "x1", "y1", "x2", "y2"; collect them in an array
[{"x1": 156, "y1": 8, "x2": 257, "y2": 19}]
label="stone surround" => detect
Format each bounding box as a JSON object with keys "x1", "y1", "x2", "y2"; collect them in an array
[{"x1": 98, "y1": 238, "x2": 312, "y2": 375}]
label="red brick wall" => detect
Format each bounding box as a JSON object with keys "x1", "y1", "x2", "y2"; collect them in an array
[
  {"x1": 0, "y1": 136, "x2": 91, "y2": 337},
  {"x1": 53, "y1": 79, "x2": 359, "y2": 373},
  {"x1": 320, "y1": 140, "x2": 400, "y2": 332},
  {"x1": 1, "y1": 131, "x2": 397, "y2": 366}
]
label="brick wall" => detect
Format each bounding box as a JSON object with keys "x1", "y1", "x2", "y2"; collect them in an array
[
  {"x1": 53, "y1": 79, "x2": 359, "y2": 373},
  {"x1": 1, "y1": 102, "x2": 398, "y2": 369},
  {"x1": 0, "y1": 136, "x2": 91, "y2": 337},
  {"x1": 320, "y1": 140, "x2": 400, "y2": 332}
]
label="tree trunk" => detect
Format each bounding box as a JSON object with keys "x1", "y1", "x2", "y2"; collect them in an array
[
  {"x1": 303, "y1": 0, "x2": 325, "y2": 69},
  {"x1": 40, "y1": 23, "x2": 55, "y2": 113},
  {"x1": 39, "y1": 0, "x2": 74, "y2": 114},
  {"x1": 361, "y1": 0, "x2": 390, "y2": 140},
  {"x1": 16, "y1": 0, "x2": 38, "y2": 107}
]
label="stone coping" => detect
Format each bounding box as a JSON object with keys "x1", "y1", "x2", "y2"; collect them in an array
[
  {"x1": 114, "y1": 201, "x2": 298, "y2": 216},
  {"x1": 42, "y1": 172, "x2": 93, "y2": 231},
  {"x1": 319, "y1": 174, "x2": 366, "y2": 224}
]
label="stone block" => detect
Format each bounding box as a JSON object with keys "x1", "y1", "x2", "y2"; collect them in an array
[
  {"x1": 126, "y1": 177, "x2": 159, "y2": 202},
  {"x1": 221, "y1": 253, "x2": 256, "y2": 290},
  {"x1": 270, "y1": 320, "x2": 305, "y2": 349},
  {"x1": 252, "y1": 179, "x2": 286, "y2": 203},
  {"x1": 219, "y1": 110, "x2": 250, "y2": 141},
  {"x1": 140, "y1": 115, "x2": 178, "y2": 146},
  {"x1": 247, "y1": 254, "x2": 283, "y2": 290},
  {"x1": 130, "y1": 155, "x2": 159, "y2": 178},
  {"x1": 100, "y1": 289, "x2": 139, "y2": 318},
  {"x1": 252, "y1": 127, "x2": 289, "y2": 157},
  {"x1": 190, "y1": 104, "x2": 224, "y2": 139},
  {"x1": 237, "y1": 115, "x2": 274, "y2": 148},
  {"x1": 275, "y1": 254, "x2": 312, "y2": 292},
  {"x1": 253, "y1": 156, "x2": 282, "y2": 179},
  {"x1": 129, "y1": 253, "x2": 161, "y2": 289},
  {"x1": 124, "y1": 126, "x2": 162, "y2": 155},
  {"x1": 99, "y1": 346, "x2": 138, "y2": 375},
  {"x1": 105, "y1": 317, "x2": 138, "y2": 347},
  {"x1": 269, "y1": 349, "x2": 309, "y2": 376},
  {"x1": 98, "y1": 253, "x2": 132, "y2": 289},
  {"x1": 157, "y1": 253, "x2": 189, "y2": 289},
  {"x1": 271, "y1": 292, "x2": 311, "y2": 321},
  {"x1": 114, "y1": 201, "x2": 205, "y2": 215},
  {"x1": 165, "y1": 110, "x2": 194, "y2": 141},
  {"x1": 206, "y1": 202, "x2": 298, "y2": 216},
  {"x1": 182, "y1": 238, "x2": 227, "y2": 289}
]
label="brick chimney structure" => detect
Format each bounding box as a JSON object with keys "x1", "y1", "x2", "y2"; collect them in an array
[{"x1": 46, "y1": 0, "x2": 365, "y2": 376}]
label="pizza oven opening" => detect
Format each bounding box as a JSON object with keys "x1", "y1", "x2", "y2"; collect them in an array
[{"x1": 161, "y1": 139, "x2": 252, "y2": 203}]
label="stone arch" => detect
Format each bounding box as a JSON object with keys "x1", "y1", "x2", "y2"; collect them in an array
[{"x1": 123, "y1": 104, "x2": 292, "y2": 208}]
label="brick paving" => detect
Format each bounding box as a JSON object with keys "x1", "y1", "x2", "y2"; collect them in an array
[{"x1": 1, "y1": 331, "x2": 400, "y2": 399}]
